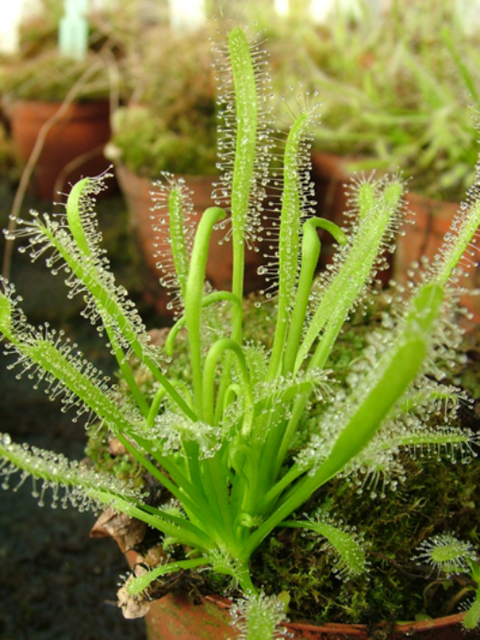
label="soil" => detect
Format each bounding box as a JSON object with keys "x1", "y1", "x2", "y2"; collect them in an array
[{"x1": 0, "y1": 176, "x2": 168, "y2": 640}]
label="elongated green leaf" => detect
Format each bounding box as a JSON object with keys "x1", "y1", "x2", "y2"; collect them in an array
[
  {"x1": 0, "y1": 291, "x2": 12, "y2": 334},
  {"x1": 168, "y1": 186, "x2": 190, "y2": 300},
  {"x1": 297, "y1": 178, "x2": 404, "y2": 373},
  {"x1": 66, "y1": 177, "x2": 92, "y2": 256},
  {"x1": 184, "y1": 206, "x2": 226, "y2": 419},
  {"x1": 0, "y1": 433, "x2": 140, "y2": 509},
  {"x1": 126, "y1": 557, "x2": 208, "y2": 596},
  {"x1": 282, "y1": 519, "x2": 367, "y2": 576},
  {"x1": 312, "y1": 284, "x2": 443, "y2": 485}
]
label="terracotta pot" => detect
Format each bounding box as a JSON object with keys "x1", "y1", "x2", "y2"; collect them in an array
[
  {"x1": 394, "y1": 191, "x2": 480, "y2": 319},
  {"x1": 144, "y1": 595, "x2": 474, "y2": 640},
  {"x1": 310, "y1": 150, "x2": 480, "y2": 319},
  {"x1": 310, "y1": 151, "x2": 352, "y2": 228},
  {"x1": 116, "y1": 164, "x2": 271, "y2": 316},
  {"x1": 126, "y1": 550, "x2": 472, "y2": 640},
  {"x1": 310, "y1": 151, "x2": 392, "y2": 285},
  {"x1": 8, "y1": 99, "x2": 113, "y2": 200}
]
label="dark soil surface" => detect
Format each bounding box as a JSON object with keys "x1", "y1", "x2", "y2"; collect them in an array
[{"x1": 0, "y1": 176, "x2": 167, "y2": 640}]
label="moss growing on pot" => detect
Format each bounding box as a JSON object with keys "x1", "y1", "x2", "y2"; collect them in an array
[
  {"x1": 109, "y1": 106, "x2": 217, "y2": 178},
  {"x1": 0, "y1": 51, "x2": 113, "y2": 103},
  {"x1": 108, "y1": 26, "x2": 218, "y2": 179}
]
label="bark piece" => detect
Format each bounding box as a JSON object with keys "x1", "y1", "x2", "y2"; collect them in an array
[
  {"x1": 107, "y1": 437, "x2": 128, "y2": 456},
  {"x1": 90, "y1": 507, "x2": 146, "y2": 552},
  {"x1": 117, "y1": 566, "x2": 151, "y2": 619}
]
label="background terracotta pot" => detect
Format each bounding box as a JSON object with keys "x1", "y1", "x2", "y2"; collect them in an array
[
  {"x1": 116, "y1": 164, "x2": 272, "y2": 316},
  {"x1": 310, "y1": 150, "x2": 392, "y2": 285},
  {"x1": 9, "y1": 99, "x2": 113, "y2": 200},
  {"x1": 310, "y1": 150, "x2": 480, "y2": 319},
  {"x1": 394, "y1": 192, "x2": 480, "y2": 319}
]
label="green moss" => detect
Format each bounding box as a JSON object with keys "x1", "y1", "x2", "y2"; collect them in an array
[
  {"x1": 109, "y1": 26, "x2": 218, "y2": 179},
  {"x1": 245, "y1": 455, "x2": 480, "y2": 626},
  {"x1": 110, "y1": 106, "x2": 217, "y2": 178},
  {"x1": 0, "y1": 52, "x2": 113, "y2": 102}
]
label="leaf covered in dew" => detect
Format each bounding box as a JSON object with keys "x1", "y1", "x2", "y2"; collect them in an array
[
  {"x1": 0, "y1": 433, "x2": 143, "y2": 511},
  {"x1": 463, "y1": 598, "x2": 480, "y2": 630},
  {"x1": 0, "y1": 290, "x2": 12, "y2": 333},
  {"x1": 413, "y1": 533, "x2": 477, "y2": 577},
  {"x1": 283, "y1": 514, "x2": 367, "y2": 578},
  {"x1": 150, "y1": 173, "x2": 197, "y2": 315},
  {"x1": 230, "y1": 592, "x2": 290, "y2": 640}
]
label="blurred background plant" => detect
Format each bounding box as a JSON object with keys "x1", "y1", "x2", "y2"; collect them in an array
[
  {"x1": 306, "y1": 0, "x2": 480, "y2": 201},
  {"x1": 0, "y1": 51, "x2": 115, "y2": 102},
  {"x1": 107, "y1": 25, "x2": 217, "y2": 177},
  {"x1": 0, "y1": 0, "x2": 125, "y2": 103}
]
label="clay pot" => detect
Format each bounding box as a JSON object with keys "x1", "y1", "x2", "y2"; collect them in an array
[
  {"x1": 143, "y1": 595, "x2": 473, "y2": 640},
  {"x1": 125, "y1": 549, "x2": 471, "y2": 640},
  {"x1": 394, "y1": 192, "x2": 480, "y2": 319},
  {"x1": 310, "y1": 150, "x2": 480, "y2": 319},
  {"x1": 115, "y1": 164, "x2": 271, "y2": 316},
  {"x1": 143, "y1": 593, "x2": 234, "y2": 640},
  {"x1": 8, "y1": 99, "x2": 112, "y2": 200},
  {"x1": 144, "y1": 594, "x2": 476, "y2": 640},
  {"x1": 310, "y1": 150, "x2": 352, "y2": 230},
  {"x1": 310, "y1": 150, "x2": 394, "y2": 284}
]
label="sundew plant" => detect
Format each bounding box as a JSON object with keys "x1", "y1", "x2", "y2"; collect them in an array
[{"x1": 2, "y1": 24, "x2": 480, "y2": 638}]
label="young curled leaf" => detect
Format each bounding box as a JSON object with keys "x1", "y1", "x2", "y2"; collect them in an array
[
  {"x1": 282, "y1": 516, "x2": 367, "y2": 578},
  {"x1": 230, "y1": 592, "x2": 289, "y2": 640}
]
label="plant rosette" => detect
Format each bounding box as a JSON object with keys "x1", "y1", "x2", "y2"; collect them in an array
[
  {"x1": 89, "y1": 297, "x2": 480, "y2": 640},
  {"x1": 3, "y1": 22, "x2": 480, "y2": 640}
]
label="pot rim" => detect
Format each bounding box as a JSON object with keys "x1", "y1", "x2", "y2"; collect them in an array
[{"x1": 204, "y1": 594, "x2": 466, "y2": 636}]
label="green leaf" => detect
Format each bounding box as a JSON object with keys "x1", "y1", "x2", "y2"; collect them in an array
[
  {"x1": 126, "y1": 557, "x2": 208, "y2": 596},
  {"x1": 168, "y1": 185, "x2": 190, "y2": 300},
  {"x1": 0, "y1": 292, "x2": 12, "y2": 335},
  {"x1": 314, "y1": 284, "x2": 443, "y2": 485},
  {"x1": 282, "y1": 519, "x2": 367, "y2": 576},
  {"x1": 464, "y1": 597, "x2": 480, "y2": 630},
  {"x1": 66, "y1": 177, "x2": 91, "y2": 256}
]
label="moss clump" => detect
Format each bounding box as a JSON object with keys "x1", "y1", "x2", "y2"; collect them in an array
[
  {"x1": 109, "y1": 106, "x2": 217, "y2": 178},
  {"x1": 248, "y1": 455, "x2": 480, "y2": 627},
  {"x1": 0, "y1": 52, "x2": 112, "y2": 103},
  {"x1": 110, "y1": 26, "x2": 218, "y2": 179}
]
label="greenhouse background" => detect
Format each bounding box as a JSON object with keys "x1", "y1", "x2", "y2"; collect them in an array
[
  {"x1": 2, "y1": 0, "x2": 480, "y2": 55},
  {"x1": 3, "y1": 1, "x2": 480, "y2": 639}
]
